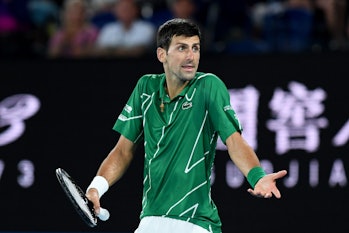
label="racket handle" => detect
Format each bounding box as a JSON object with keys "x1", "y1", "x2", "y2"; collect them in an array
[{"x1": 97, "y1": 207, "x2": 110, "y2": 221}]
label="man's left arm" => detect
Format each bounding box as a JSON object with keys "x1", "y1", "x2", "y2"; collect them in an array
[{"x1": 225, "y1": 132, "x2": 287, "y2": 198}]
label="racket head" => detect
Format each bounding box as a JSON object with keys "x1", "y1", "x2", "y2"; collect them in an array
[{"x1": 55, "y1": 168, "x2": 97, "y2": 227}]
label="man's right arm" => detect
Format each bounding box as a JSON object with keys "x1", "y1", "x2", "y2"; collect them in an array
[{"x1": 86, "y1": 135, "x2": 137, "y2": 214}]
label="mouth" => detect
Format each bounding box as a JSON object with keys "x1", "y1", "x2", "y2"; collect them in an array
[{"x1": 182, "y1": 64, "x2": 195, "y2": 72}]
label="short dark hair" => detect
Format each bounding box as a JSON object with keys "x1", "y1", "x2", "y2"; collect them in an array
[{"x1": 156, "y1": 18, "x2": 201, "y2": 51}]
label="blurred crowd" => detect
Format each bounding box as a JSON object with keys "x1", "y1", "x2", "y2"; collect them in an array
[{"x1": 1, "y1": 0, "x2": 349, "y2": 58}]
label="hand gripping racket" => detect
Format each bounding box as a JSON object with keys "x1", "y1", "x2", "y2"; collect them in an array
[{"x1": 55, "y1": 168, "x2": 110, "y2": 227}]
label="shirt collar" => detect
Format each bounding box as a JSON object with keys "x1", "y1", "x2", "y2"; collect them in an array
[{"x1": 159, "y1": 73, "x2": 197, "y2": 102}]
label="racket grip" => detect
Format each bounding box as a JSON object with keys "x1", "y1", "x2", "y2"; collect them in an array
[{"x1": 97, "y1": 207, "x2": 110, "y2": 221}]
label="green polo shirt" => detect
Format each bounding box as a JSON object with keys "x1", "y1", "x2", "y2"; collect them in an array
[{"x1": 113, "y1": 72, "x2": 242, "y2": 233}]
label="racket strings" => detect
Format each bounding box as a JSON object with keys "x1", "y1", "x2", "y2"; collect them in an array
[{"x1": 62, "y1": 174, "x2": 96, "y2": 223}]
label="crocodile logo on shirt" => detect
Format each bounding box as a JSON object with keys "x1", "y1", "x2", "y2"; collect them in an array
[{"x1": 182, "y1": 101, "x2": 192, "y2": 110}]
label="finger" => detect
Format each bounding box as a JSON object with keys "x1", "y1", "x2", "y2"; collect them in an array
[
  {"x1": 272, "y1": 188, "x2": 282, "y2": 199},
  {"x1": 247, "y1": 188, "x2": 258, "y2": 197},
  {"x1": 92, "y1": 199, "x2": 101, "y2": 214},
  {"x1": 247, "y1": 189, "x2": 266, "y2": 198},
  {"x1": 247, "y1": 188, "x2": 254, "y2": 195},
  {"x1": 274, "y1": 170, "x2": 287, "y2": 179},
  {"x1": 94, "y1": 206, "x2": 101, "y2": 215},
  {"x1": 86, "y1": 190, "x2": 101, "y2": 213}
]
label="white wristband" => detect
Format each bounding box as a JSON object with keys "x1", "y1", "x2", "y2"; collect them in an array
[{"x1": 86, "y1": 176, "x2": 109, "y2": 198}]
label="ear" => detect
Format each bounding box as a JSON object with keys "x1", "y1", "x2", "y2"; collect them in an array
[{"x1": 157, "y1": 47, "x2": 166, "y2": 63}]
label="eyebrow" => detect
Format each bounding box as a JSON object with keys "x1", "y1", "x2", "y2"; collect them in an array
[{"x1": 175, "y1": 42, "x2": 201, "y2": 47}]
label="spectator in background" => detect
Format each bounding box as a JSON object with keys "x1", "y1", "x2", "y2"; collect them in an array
[
  {"x1": 212, "y1": 0, "x2": 251, "y2": 43},
  {"x1": 312, "y1": 0, "x2": 348, "y2": 51},
  {"x1": 93, "y1": 0, "x2": 156, "y2": 57},
  {"x1": 265, "y1": 0, "x2": 314, "y2": 53},
  {"x1": 0, "y1": 0, "x2": 32, "y2": 57},
  {"x1": 148, "y1": 0, "x2": 198, "y2": 28},
  {"x1": 248, "y1": 0, "x2": 314, "y2": 53},
  {"x1": 27, "y1": 0, "x2": 60, "y2": 56},
  {"x1": 89, "y1": 0, "x2": 117, "y2": 30},
  {"x1": 47, "y1": 0, "x2": 99, "y2": 58},
  {"x1": 145, "y1": 0, "x2": 211, "y2": 52}
]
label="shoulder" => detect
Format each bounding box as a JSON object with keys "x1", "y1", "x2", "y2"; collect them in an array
[
  {"x1": 196, "y1": 72, "x2": 219, "y2": 80},
  {"x1": 139, "y1": 73, "x2": 162, "y2": 81},
  {"x1": 136, "y1": 73, "x2": 163, "y2": 88},
  {"x1": 195, "y1": 72, "x2": 226, "y2": 87}
]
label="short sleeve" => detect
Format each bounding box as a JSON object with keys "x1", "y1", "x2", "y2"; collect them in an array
[
  {"x1": 205, "y1": 74, "x2": 242, "y2": 144},
  {"x1": 112, "y1": 76, "x2": 145, "y2": 143}
]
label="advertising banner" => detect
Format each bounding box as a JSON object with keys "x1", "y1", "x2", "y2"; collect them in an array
[{"x1": 1, "y1": 54, "x2": 348, "y2": 233}]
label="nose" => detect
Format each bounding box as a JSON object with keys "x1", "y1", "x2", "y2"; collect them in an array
[{"x1": 186, "y1": 49, "x2": 194, "y2": 60}]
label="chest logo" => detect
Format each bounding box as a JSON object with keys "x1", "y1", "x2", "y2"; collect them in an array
[{"x1": 182, "y1": 101, "x2": 192, "y2": 110}]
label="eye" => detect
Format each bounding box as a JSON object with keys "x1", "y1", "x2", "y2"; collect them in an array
[
  {"x1": 178, "y1": 46, "x2": 186, "y2": 51},
  {"x1": 193, "y1": 46, "x2": 200, "y2": 52}
]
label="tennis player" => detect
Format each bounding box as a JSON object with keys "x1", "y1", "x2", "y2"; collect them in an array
[{"x1": 86, "y1": 18, "x2": 287, "y2": 233}]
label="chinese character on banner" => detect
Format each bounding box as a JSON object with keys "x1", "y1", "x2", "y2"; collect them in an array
[
  {"x1": 332, "y1": 119, "x2": 349, "y2": 147},
  {"x1": 267, "y1": 81, "x2": 328, "y2": 155},
  {"x1": 216, "y1": 85, "x2": 260, "y2": 151},
  {"x1": 0, "y1": 94, "x2": 41, "y2": 147}
]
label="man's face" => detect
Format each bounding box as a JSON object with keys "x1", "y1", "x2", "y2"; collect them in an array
[{"x1": 161, "y1": 35, "x2": 200, "y2": 82}]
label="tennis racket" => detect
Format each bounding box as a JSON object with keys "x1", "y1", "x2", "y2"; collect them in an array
[{"x1": 55, "y1": 168, "x2": 110, "y2": 227}]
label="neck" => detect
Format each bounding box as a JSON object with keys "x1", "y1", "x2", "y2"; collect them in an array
[{"x1": 165, "y1": 79, "x2": 189, "y2": 100}]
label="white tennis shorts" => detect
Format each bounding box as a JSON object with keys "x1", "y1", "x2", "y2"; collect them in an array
[{"x1": 134, "y1": 216, "x2": 211, "y2": 233}]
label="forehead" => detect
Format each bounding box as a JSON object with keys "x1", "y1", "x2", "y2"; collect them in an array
[{"x1": 170, "y1": 35, "x2": 200, "y2": 46}]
